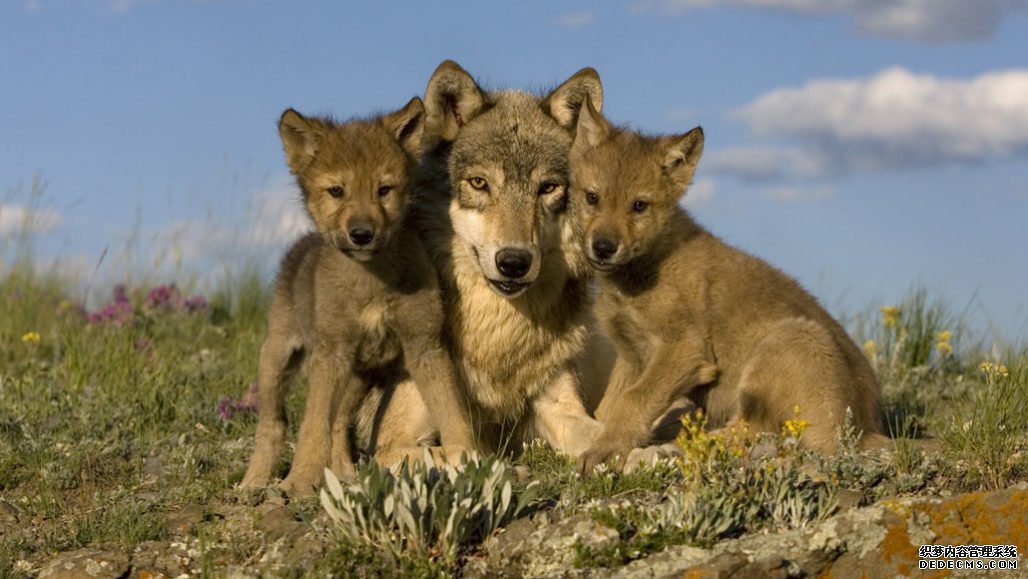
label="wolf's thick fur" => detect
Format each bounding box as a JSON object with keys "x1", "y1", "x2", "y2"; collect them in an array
[
  {"x1": 569, "y1": 100, "x2": 887, "y2": 473},
  {"x1": 368, "y1": 61, "x2": 607, "y2": 458},
  {"x1": 239, "y1": 99, "x2": 474, "y2": 496}
]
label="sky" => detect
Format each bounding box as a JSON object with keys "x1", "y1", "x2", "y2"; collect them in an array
[{"x1": 1, "y1": 0, "x2": 1026, "y2": 344}]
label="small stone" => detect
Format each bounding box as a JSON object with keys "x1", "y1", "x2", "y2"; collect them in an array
[{"x1": 38, "y1": 550, "x2": 129, "y2": 579}]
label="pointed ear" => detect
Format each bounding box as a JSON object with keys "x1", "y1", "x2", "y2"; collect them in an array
[
  {"x1": 662, "y1": 126, "x2": 704, "y2": 191},
  {"x1": 278, "y1": 109, "x2": 323, "y2": 173},
  {"x1": 424, "y1": 60, "x2": 487, "y2": 141},
  {"x1": 572, "y1": 96, "x2": 610, "y2": 153},
  {"x1": 383, "y1": 96, "x2": 426, "y2": 156},
  {"x1": 541, "y1": 67, "x2": 603, "y2": 130}
]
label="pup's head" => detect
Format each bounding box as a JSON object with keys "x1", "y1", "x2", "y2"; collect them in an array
[
  {"x1": 278, "y1": 98, "x2": 425, "y2": 262},
  {"x1": 569, "y1": 98, "x2": 704, "y2": 272},
  {"x1": 424, "y1": 60, "x2": 602, "y2": 298}
]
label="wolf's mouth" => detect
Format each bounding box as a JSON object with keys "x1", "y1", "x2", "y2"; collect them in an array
[
  {"x1": 342, "y1": 248, "x2": 376, "y2": 262},
  {"x1": 587, "y1": 258, "x2": 618, "y2": 272},
  {"x1": 489, "y1": 279, "x2": 530, "y2": 297}
]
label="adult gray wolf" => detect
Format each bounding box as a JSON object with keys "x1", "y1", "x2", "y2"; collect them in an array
[{"x1": 368, "y1": 61, "x2": 608, "y2": 461}]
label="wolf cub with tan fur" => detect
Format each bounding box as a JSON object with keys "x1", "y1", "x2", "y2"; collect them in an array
[
  {"x1": 570, "y1": 99, "x2": 887, "y2": 473},
  {"x1": 240, "y1": 98, "x2": 475, "y2": 496}
]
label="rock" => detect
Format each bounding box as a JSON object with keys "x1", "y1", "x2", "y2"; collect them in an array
[
  {"x1": 482, "y1": 512, "x2": 621, "y2": 577},
  {"x1": 608, "y1": 487, "x2": 1028, "y2": 578},
  {"x1": 37, "y1": 549, "x2": 130, "y2": 579},
  {"x1": 164, "y1": 503, "x2": 206, "y2": 536},
  {"x1": 258, "y1": 503, "x2": 304, "y2": 540}
]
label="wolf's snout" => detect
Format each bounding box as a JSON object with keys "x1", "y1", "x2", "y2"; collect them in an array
[
  {"x1": 496, "y1": 248, "x2": 533, "y2": 279},
  {"x1": 348, "y1": 227, "x2": 375, "y2": 247},
  {"x1": 591, "y1": 237, "x2": 619, "y2": 260}
]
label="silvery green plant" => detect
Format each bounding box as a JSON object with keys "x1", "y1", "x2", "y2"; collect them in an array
[{"x1": 320, "y1": 450, "x2": 538, "y2": 562}]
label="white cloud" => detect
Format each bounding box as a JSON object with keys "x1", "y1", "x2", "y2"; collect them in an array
[
  {"x1": 761, "y1": 185, "x2": 835, "y2": 202},
  {"x1": 683, "y1": 178, "x2": 716, "y2": 207},
  {"x1": 653, "y1": 0, "x2": 1026, "y2": 42},
  {"x1": 0, "y1": 204, "x2": 62, "y2": 238},
  {"x1": 704, "y1": 147, "x2": 829, "y2": 180},
  {"x1": 109, "y1": 0, "x2": 223, "y2": 13},
  {"x1": 732, "y1": 67, "x2": 1028, "y2": 174},
  {"x1": 552, "y1": 11, "x2": 596, "y2": 28}
]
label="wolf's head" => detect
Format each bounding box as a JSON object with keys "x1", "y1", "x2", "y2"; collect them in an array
[
  {"x1": 424, "y1": 61, "x2": 602, "y2": 298},
  {"x1": 568, "y1": 98, "x2": 704, "y2": 272},
  {"x1": 278, "y1": 98, "x2": 425, "y2": 262}
]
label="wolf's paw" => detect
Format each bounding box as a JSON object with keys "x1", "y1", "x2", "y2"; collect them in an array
[
  {"x1": 623, "y1": 443, "x2": 682, "y2": 473},
  {"x1": 278, "y1": 468, "x2": 323, "y2": 499},
  {"x1": 697, "y1": 361, "x2": 719, "y2": 384},
  {"x1": 577, "y1": 441, "x2": 631, "y2": 476}
]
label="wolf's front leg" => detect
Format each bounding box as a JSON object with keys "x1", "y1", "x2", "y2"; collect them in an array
[
  {"x1": 531, "y1": 368, "x2": 604, "y2": 458},
  {"x1": 280, "y1": 343, "x2": 351, "y2": 497},
  {"x1": 577, "y1": 341, "x2": 717, "y2": 475}
]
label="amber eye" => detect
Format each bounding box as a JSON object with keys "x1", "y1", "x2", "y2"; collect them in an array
[
  {"x1": 633, "y1": 199, "x2": 650, "y2": 213},
  {"x1": 327, "y1": 186, "x2": 345, "y2": 198},
  {"x1": 585, "y1": 191, "x2": 599, "y2": 205},
  {"x1": 538, "y1": 182, "x2": 559, "y2": 196},
  {"x1": 378, "y1": 185, "x2": 393, "y2": 197},
  {"x1": 468, "y1": 177, "x2": 489, "y2": 192}
]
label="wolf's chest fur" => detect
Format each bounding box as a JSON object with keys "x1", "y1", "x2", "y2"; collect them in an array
[{"x1": 447, "y1": 244, "x2": 588, "y2": 422}]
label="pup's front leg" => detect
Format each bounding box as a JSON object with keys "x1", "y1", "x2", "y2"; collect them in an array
[
  {"x1": 578, "y1": 341, "x2": 717, "y2": 475},
  {"x1": 280, "y1": 343, "x2": 351, "y2": 497},
  {"x1": 531, "y1": 368, "x2": 604, "y2": 458}
]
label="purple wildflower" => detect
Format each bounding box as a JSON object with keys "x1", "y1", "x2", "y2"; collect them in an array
[
  {"x1": 216, "y1": 396, "x2": 237, "y2": 421},
  {"x1": 87, "y1": 286, "x2": 134, "y2": 325},
  {"x1": 184, "y1": 295, "x2": 208, "y2": 313}
]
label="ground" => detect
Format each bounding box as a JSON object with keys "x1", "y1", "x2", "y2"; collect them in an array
[{"x1": 0, "y1": 267, "x2": 1025, "y2": 577}]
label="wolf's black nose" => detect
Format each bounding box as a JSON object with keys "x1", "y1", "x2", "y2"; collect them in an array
[
  {"x1": 591, "y1": 238, "x2": 619, "y2": 260},
  {"x1": 496, "y1": 249, "x2": 533, "y2": 279},
  {"x1": 349, "y1": 228, "x2": 375, "y2": 246}
]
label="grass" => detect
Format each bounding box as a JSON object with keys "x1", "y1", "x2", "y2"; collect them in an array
[{"x1": 0, "y1": 255, "x2": 1026, "y2": 575}]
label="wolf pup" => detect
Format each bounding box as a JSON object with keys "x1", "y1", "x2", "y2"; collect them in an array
[
  {"x1": 570, "y1": 99, "x2": 888, "y2": 473},
  {"x1": 367, "y1": 61, "x2": 608, "y2": 459},
  {"x1": 240, "y1": 98, "x2": 475, "y2": 496}
]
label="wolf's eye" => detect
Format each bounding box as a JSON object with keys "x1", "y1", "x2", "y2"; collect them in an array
[
  {"x1": 632, "y1": 199, "x2": 650, "y2": 213},
  {"x1": 327, "y1": 186, "x2": 345, "y2": 198},
  {"x1": 585, "y1": 191, "x2": 599, "y2": 206},
  {"x1": 468, "y1": 177, "x2": 489, "y2": 192},
  {"x1": 538, "y1": 182, "x2": 559, "y2": 196},
  {"x1": 378, "y1": 185, "x2": 393, "y2": 197}
]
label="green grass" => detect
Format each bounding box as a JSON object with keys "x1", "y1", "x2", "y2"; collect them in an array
[{"x1": 0, "y1": 259, "x2": 1026, "y2": 575}]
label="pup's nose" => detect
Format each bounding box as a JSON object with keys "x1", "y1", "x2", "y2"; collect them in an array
[
  {"x1": 591, "y1": 238, "x2": 619, "y2": 260},
  {"x1": 496, "y1": 248, "x2": 533, "y2": 279},
  {"x1": 349, "y1": 227, "x2": 375, "y2": 246}
]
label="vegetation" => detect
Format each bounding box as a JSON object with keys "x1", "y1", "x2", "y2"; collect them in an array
[{"x1": 1, "y1": 242, "x2": 1025, "y2": 575}]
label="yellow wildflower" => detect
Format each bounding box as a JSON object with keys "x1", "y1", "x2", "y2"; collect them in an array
[
  {"x1": 880, "y1": 306, "x2": 900, "y2": 328},
  {"x1": 21, "y1": 331, "x2": 40, "y2": 344},
  {"x1": 863, "y1": 339, "x2": 878, "y2": 358},
  {"x1": 935, "y1": 330, "x2": 953, "y2": 357}
]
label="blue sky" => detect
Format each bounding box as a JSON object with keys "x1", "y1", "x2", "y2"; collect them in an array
[{"x1": 2, "y1": 0, "x2": 1027, "y2": 344}]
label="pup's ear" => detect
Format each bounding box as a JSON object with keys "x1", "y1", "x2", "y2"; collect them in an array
[
  {"x1": 424, "y1": 60, "x2": 487, "y2": 141},
  {"x1": 572, "y1": 96, "x2": 610, "y2": 153},
  {"x1": 383, "y1": 96, "x2": 425, "y2": 156},
  {"x1": 278, "y1": 109, "x2": 323, "y2": 173},
  {"x1": 541, "y1": 67, "x2": 603, "y2": 130},
  {"x1": 661, "y1": 127, "x2": 704, "y2": 194}
]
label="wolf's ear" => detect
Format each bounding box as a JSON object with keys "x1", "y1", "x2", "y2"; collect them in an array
[
  {"x1": 424, "y1": 60, "x2": 487, "y2": 141},
  {"x1": 279, "y1": 109, "x2": 322, "y2": 173},
  {"x1": 541, "y1": 67, "x2": 603, "y2": 130},
  {"x1": 383, "y1": 97, "x2": 426, "y2": 156},
  {"x1": 572, "y1": 96, "x2": 610, "y2": 153},
  {"x1": 661, "y1": 127, "x2": 704, "y2": 193}
]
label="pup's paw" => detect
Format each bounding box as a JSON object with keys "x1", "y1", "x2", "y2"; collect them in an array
[
  {"x1": 697, "y1": 361, "x2": 719, "y2": 384},
  {"x1": 279, "y1": 468, "x2": 323, "y2": 499},
  {"x1": 576, "y1": 441, "x2": 630, "y2": 476},
  {"x1": 623, "y1": 443, "x2": 682, "y2": 474}
]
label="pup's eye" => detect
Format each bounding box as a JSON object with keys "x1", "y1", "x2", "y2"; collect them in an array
[
  {"x1": 585, "y1": 191, "x2": 599, "y2": 206},
  {"x1": 378, "y1": 185, "x2": 393, "y2": 197},
  {"x1": 538, "y1": 182, "x2": 559, "y2": 196},
  {"x1": 633, "y1": 199, "x2": 650, "y2": 213},
  {"x1": 468, "y1": 177, "x2": 489, "y2": 192},
  {"x1": 327, "y1": 186, "x2": 345, "y2": 198}
]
